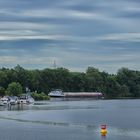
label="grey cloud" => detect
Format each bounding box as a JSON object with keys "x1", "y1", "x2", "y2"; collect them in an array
[{"x1": 0, "y1": 0, "x2": 139, "y2": 73}]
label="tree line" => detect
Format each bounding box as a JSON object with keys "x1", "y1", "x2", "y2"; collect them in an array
[{"x1": 0, "y1": 65, "x2": 140, "y2": 98}]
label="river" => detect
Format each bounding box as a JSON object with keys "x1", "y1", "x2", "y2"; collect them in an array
[{"x1": 0, "y1": 99, "x2": 140, "y2": 140}]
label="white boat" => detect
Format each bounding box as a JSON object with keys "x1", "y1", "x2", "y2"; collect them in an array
[
  {"x1": 0, "y1": 96, "x2": 19, "y2": 105},
  {"x1": 0, "y1": 96, "x2": 9, "y2": 105},
  {"x1": 9, "y1": 96, "x2": 18, "y2": 105},
  {"x1": 18, "y1": 95, "x2": 34, "y2": 104},
  {"x1": 26, "y1": 96, "x2": 35, "y2": 104},
  {"x1": 48, "y1": 89, "x2": 65, "y2": 97},
  {"x1": 0, "y1": 100, "x2": 5, "y2": 106}
]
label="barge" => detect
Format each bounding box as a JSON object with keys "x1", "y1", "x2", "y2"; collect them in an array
[{"x1": 48, "y1": 89, "x2": 103, "y2": 98}]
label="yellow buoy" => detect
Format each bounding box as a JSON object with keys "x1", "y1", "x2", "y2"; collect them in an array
[
  {"x1": 100, "y1": 124, "x2": 107, "y2": 136},
  {"x1": 100, "y1": 129, "x2": 107, "y2": 136}
]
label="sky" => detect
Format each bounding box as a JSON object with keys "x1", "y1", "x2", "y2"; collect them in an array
[{"x1": 0, "y1": 0, "x2": 140, "y2": 73}]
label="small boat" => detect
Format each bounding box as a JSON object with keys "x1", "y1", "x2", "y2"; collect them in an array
[
  {"x1": 48, "y1": 89, "x2": 65, "y2": 97},
  {"x1": 26, "y1": 96, "x2": 35, "y2": 104},
  {"x1": 9, "y1": 96, "x2": 18, "y2": 105},
  {"x1": 0, "y1": 96, "x2": 9, "y2": 105},
  {"x1": 0, "y1": 96, "x2": 19, "y2": 105},
  {"x1": 18, "y1": 95, "x2": 34, "y2": 104},
  {"x1": 18, "y1": 96, "x2": 27, "y2": 104},
  {"x1": 0, "y1": 100, "x2": 5, "y2": 106}
]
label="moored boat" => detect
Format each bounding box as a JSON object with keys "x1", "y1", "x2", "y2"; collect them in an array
[
  {"x1": 26, "y1": 96, "x2": 35, "y2": 104},
  {"x1": 48, "y1": 89, "x2": 65, "y2": 97},
  {"x1": 9, "y1": 96, "x2": 18, "y2": 105},
  {"x1": 48, "y1": 89, "x2": 103, "y2": 98},
  {"x1": 0, "y1": 96, "x2": 9, "y2": 105},
  {"x1": 18, "y1": 94, "x2": 34, "y2": 104},
  {"x1": 64, "y1": 92, "x2": 103, "y2": 98},
  {"x1": 0, "y1": 100, "x2": 5, "y2": 106}
]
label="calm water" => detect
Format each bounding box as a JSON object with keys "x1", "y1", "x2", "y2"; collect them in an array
[{"x1": 0, "y1": 99, "x2": 140, "y2": 140}]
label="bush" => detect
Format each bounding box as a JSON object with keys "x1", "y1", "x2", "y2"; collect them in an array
[{"x1": 31, "y1": 92, "x2": 50, "y2": 100}]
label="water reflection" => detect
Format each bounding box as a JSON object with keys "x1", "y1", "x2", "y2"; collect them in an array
[
  {"x1": 7, "y1": 104, "x2": 28, "y2": 111},
  {"x1": 109, "y1": 127, "x2": 140, "y2": 139},
  {"x1": 101, "y1": 135, "x2": 107, "y2": 139},
  {"x1": 0, "y1": 104, "x2": 32, "y2": 111}
]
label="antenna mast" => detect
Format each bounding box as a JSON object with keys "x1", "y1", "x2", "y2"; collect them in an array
[{"x1": 53, "y1": 60, "x2": 56, "y2": 69}]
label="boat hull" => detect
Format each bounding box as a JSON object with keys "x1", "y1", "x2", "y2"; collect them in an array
[
  {"x1": 48, "y1": 95, "x2": 65, "y2": 98},
  {"x1": 48, "y1": 90, "x2": 103, "y2": 98},
  {"x1": 64, "y1": 92, "x2": 103, "y2": 98}
]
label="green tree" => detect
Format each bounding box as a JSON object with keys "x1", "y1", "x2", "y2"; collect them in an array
[
  {"x1": 0, "y1": 70, "x2": 8, "y2": 88},
  {"x1": 106, "y1": 75, "x2": 121, "y2": 98},
  {"x1": 7, "y1": 82, "x2": 22, "y2": 96},
  {"x1": 41, "y1": 68, "x2": 70, "y2": 92},
  {"x1": 13, "y1": 65, "x2": 30, "y2": 91},
  {"x1": 27, "y1": 70, "x2": 42, "y2": 93},
  {"x1": 86, "y1": 67, "x2": 104, "y2": 92},
  {"x1": 68, "y1": 72, "x2": 86, "y2": 92},
  {"x1": 0, "y1": 87, "x2": 6, "y2": 97},
  {"x1": 119, "y1": 84, "x2": 130, "y2": 97},
  {"x1": 117, "y1": 68, "x2": 140, "y2": 97}
]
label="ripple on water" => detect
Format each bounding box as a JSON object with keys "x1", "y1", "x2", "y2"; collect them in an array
[{"x1": 106, "y1": 127, "x2": 140, "y2": 139}]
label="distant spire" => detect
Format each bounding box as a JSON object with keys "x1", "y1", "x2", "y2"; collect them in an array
[{"x1": 53, "y1": 60, "x2": 56, "y2": 69}]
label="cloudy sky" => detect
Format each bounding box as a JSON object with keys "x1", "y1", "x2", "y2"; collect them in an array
[{"x1": 0, "y1": 0, "x2": 140, "y2": 73}]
